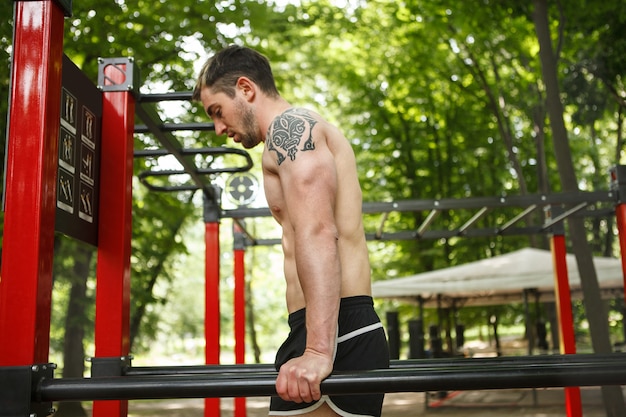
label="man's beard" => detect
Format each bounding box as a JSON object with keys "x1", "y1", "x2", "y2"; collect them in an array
[{"x1": 236, "y1": 99, "x2": 261, "y2": 149}]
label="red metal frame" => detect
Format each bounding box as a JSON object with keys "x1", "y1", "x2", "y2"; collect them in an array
[
  {"x1": 205, "y1": 221, "x2": 222, "y2": 416},
  {"x1": 92, "y1": 62, "x2": 136, "y2": 417},
  {"x1": 615, "y1": 203, "x2": 626, "y2": 303},
  {"x1": 0, "y1": 0, "x2": 65, "y2": 366},
  {"x1": 550, "y1": 234, "x2": 582, "y2": 417},
  {"x1": 234, "y1": 225, "x2": 247, "y2": 417}
]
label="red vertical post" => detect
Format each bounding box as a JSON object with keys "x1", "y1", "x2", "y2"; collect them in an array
[
  {"x1": 610, "y1": 166, "x2": 626, "y2": 304},
  {"x1": 233, "y1": 221, "x2": 247, "y2": 417},
  {"x1": 92, "y1": 58, "x2": 137, "y2": 417},
  {"x1": 615, "y1": 203, "x2": 626, "y2": 298},
  {"x1": 0, "y1": 0, "x2": 66, "y2": 366},
  {"x1": 205, "y1": 191, "x2": 222, "y2": 416},
  {"x1": 550, "y1": 235, "x2": 578, "y2": 354},
  {"x1": 546, "y1": 206, "x2": 582, "y2": 417},
  {"x1": 615, "y1": 200, "x2": 626, "y2": 349}
]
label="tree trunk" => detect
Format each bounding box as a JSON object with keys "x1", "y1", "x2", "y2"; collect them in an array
[
  {"x1": 54, "y1": 246, "x2": 93, "y2": 417},
  {"x1": 532, "y1": 1, "x2": 625, "y2": 415}
]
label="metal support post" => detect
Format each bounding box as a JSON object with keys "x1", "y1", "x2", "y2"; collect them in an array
[
  {"x1": 0, "y1": 0, "x2": 66, "y2": 367},
  {"x1": 204, "y1": 188, "x2": 222, "y2": 417},
  {"x1": 233, "y1": 221, "x2": 247, "y2": 417},
  {"x1": 544, "y1": 205, "x2": 582, "y2": 417},
  {"x1": 609, "y1": 165, "x2": 626, "y2": 308},
  {"x1": 93, "y1": 57, "x2": 137, "y2": 417}
]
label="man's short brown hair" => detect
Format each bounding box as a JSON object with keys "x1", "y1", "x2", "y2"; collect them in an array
[{"x1": 192, "y1": 45, "x2": 280, "y2": 101}]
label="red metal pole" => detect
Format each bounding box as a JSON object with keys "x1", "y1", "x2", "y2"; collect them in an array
[
  {"x1": 205, "y1": 220, "x2": 221, "y2": 416},
  {"x1": 93, "y1": 59, "x2": 136, "y2": 417},
  {"x1": 610, "y1": 167, "x2": 626, "y2": 346},
  {"x1": 0, "y1": 0, "x2": 65, "y2": 366},
  {"x1": 614, "y1": 203, "x2": 626, "y2": 304},
  {"x1": 550, "y1": 234, "x2": 582, "y2": 417},
  {"x1": 233, "y1": 222, "x2": 247, "y2": 417}
]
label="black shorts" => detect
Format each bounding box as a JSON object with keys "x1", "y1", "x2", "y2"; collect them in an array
[{"x1": 269, "y1": 295, "x2": 390, "y2": 416}]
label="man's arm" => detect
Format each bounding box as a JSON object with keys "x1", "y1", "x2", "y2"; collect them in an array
[{"x1": 269, "y1": 110, "x2": 341, "y2": 403}]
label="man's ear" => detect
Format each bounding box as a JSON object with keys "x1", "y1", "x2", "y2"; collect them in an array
[{"x1": 236, "y1": 77, "x2": 256, "y2": 102}]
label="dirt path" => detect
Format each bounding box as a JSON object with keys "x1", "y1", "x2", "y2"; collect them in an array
[{"x1": 121, "y1": 387, "x2": 612, "y2": 417}]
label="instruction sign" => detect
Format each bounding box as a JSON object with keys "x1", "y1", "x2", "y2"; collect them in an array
[{"x1": 55, "y1": 54, "x2": 102, "y2": 246}]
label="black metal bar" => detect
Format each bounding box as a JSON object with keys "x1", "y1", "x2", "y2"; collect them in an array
[
  {"x1": 498, "y1": 204, "x2": 538, "y2": 232},
  {"x1": 369, "y1": 191, "x2": 615, "y2": 213},
  {"x1": 123, "y1": 354, "x2": 624, "y2": 376},
  {"x1": 134, "y1": 102, "x2": 217, "y2": 199},
  {"x1": 222, "y1": 190, "x2": 617, "y2": 246},
  {"x1": 135, "y1": 147, "x2": 250, "y2": 158},
  {"x1": 457, "y1": 206, "x2": 489, "y2": 235},
  {"x1": 139, "y1": 92, "x2": 194, "y2": 102},
  {"x1": 223, "y1": 191, "x2": 616, "y2": 219},
  {"x1": 541, "y1": 202, "x2": 588, "y2": 231},
  {"x1": 135, "y1": 122, "x2": 215, "y2": 133},
  {"x1": 416, "y1": 209, "x2": 439, "y2": 237},
  {"x1": 37, "y1": 355, "x2": 626, "y2": 402}
]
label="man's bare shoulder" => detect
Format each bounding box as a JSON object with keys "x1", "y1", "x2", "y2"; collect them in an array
[{"x1": 266, "y1": 107, "x2": 321, "y2": 166}]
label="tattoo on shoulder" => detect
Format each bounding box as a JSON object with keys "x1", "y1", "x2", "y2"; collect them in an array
[{"x1": 267, "y1": 108, "x2": 317, "y2": 165}]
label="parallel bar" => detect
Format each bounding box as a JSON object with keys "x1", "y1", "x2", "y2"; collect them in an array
[
  {"x1": 38, "y1": 357, "x2": 626, "y2": 402},
  {"x1": 123, "y1": 354, "x2": 624, "y2": 376}
]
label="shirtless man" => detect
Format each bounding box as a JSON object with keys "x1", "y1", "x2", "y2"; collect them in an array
[{"x1": 193, "y1": 45, "x2": 389, "y2": 417}]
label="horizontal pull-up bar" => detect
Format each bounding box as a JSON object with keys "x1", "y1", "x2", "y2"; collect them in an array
[{"x1": 37, "y1": 354, "x2": 626, "y2": 402}]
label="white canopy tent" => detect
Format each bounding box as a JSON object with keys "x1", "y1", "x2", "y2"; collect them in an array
[{"x1": 372, "y1": 248, "x2": 625, "y2": 307}]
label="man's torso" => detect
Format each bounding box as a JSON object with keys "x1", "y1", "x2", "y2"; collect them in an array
[{"x1": 262, "y1": 108, "x2": 372, "y2": 313}]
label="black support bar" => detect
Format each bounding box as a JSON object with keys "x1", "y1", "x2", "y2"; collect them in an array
[
  {"x1": 135, "y1": 122, "x2": 215, "y2": 133},
  {"x1": 122, "y1": 353, "x2": 626, "y2": 376},
  {"x1": 139, "y1": 92, "x2": 193, "y2": 102},
  {"x1": 35, "y1": 354, "x2": 626, "y2": 402},
  {"x1": 221, "y1": 190, "x2": 618, "y2": 245}
]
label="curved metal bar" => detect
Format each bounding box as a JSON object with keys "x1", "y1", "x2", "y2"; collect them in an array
[
  {"x1": 137, "y1": 170, "x2": 200, "y2": 192},
  {"x1": 136, "y1": 146, "x2": 254, "y2": 192}
]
